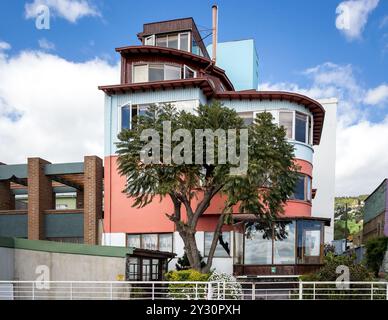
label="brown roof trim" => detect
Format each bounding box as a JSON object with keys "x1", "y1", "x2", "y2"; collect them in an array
[
  {"x1": 115, "y1": 45, "x2": 234, "y2": 91},
  {"x1": 215, "y1": 91, "x2": 325, "y2": 145},
  {"x1": 98, "y1": 77, "x2": 216, "y2": 97},
  {"x1": 233, "y1": 214, "x2": 331, "y2": 226}
]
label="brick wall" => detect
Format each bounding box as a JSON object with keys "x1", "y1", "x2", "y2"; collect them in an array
[
  {"x1": 83, "y1": 156, "x2": 103, "y2": 245},
  {"x1": 0, "y1": 180, "x2": 15, "y2": 210},
  {"x1": 27, "y1": 158, "x2": 54, "y2": 240}
]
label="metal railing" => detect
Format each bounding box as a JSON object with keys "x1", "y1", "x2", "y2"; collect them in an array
[{"x1": 0, "y1": 280, "x2": 387, "y2": 300}]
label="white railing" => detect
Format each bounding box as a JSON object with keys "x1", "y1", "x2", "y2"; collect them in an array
[{"x1": 0, "y1": 280, "x2": 387, "y2": 300}]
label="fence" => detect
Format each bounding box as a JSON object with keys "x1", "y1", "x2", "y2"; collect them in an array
[{"x1": 0, "y1": 281, "x2": 387, "y2": 300}]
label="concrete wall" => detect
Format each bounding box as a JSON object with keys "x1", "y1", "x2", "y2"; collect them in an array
[
  {"x1": 312, "y1": 98, "x2": 338, "y2": 243},
  {"x1": 13, "y1": 249, "x2": 125, "y2": 281},
  {"x1": 0, "y1": 247, "x2": 14, "y2": 280}
]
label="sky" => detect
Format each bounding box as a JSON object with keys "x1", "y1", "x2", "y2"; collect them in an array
[{"x1": 0, "y1": 0, "x2": 388, "y2": 196}]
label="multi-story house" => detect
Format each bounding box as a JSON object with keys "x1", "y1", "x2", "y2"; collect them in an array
[{"x1": 99, "y1": 15, "x2": 333, "y2": 276}]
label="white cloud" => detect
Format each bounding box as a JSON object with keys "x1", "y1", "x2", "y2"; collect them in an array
[
  {"x1": 25, "y1": 0, "x2": 100, "y2": 23},
  {"x1": 0, "y1": 49, "x2": 119, "y2": 164},
  {"x1": 0, "y1": 41, "x2": 11, "y2": 51},
  {"x1": 364, "y1": 84, "x2": 388, "y2": 105},
  {"x1": 335, "y1": 0, "x2": 379, "y2": 40},
  {"x1": 38, "y1": 38, "x2": 56, "y2": 51},
  {"x1": 261, "y1": 62, "x2": 388, "y2": 196}
]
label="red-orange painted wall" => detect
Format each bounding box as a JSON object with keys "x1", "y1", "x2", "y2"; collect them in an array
[{"x1": 104, "y1": 156, "x2": 313, "y2": 233}]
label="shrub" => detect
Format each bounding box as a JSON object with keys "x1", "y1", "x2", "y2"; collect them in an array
[
  {"x1": 365, "y1": 237, "x2": 388, "y2": 276},
  {"x1": 208, "y1": 272, "x2": 242, "y2": 300},
  {"x1": 165, "y1": 269, "x2": 210, "y2": 299},
  {"x1": 300, "y1": 253, "x2": 374, "y2": 282},
  {"x1": 299, "y1": 253, "x2": 375, "y2": 300}
]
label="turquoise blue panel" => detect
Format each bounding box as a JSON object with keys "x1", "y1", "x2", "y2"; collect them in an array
[
  {"x1": 0, "y1": 215, "x2": 27, "y2": 238},
  {"x1": 45, "y1": 214, "x2": 84, "y2": 238}
]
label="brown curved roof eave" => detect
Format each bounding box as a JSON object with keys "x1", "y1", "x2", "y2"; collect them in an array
[
  {"x1": 114, "y1": 45, "x2": 234, "y2": 91},
  {"x1": 98, "y1": 77, "x2": 216, "y2": 97},
  {"x1": 215, "y1": 91, "x2": 325, "y2": 145}
]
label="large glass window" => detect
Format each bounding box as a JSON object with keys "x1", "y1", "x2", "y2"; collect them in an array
[
  {"x1": 165, "y1": 65, "x2": 181, "y2": 80},
  {"x1": 127, "y1": 233, "x2": 173, "y2": 252},
  {"x1": 273, "y1": 222, "x2": 296, "y2": 264},
  {"x1": 183, "y1": 65, "x2": 196, "y2": 79},
  {"x1": 159, "y1": 233, "x2": 173, "y2": 252},
  {"x1": 238, "y1": 111, "x2": 254, "y2": 126},
  {"x1": 133, "y1": 63, "x2": 185, "y2": 83},
  {"x1": 238, "y1": 110, "x2": 312, "y2": 144},
  {"x1": 133, "y1": 64, "x2": 148, "y2": 83},
  {"x1": 142, "y1": 234, "x2": 158, "y2": 250},
  {"x1": 297, "y1": 220, "x2": 323, "y2": 264},
  {"x1": 295, "y1": 112, "x2": 308, "y2": 143},
  {"x1": 290, "y1": 174, "x2": 312, "y2": 202},
  {"x1": 279, "y1": 111, "x2": 293, "y2": 139},
  {"x1": 244, "y1": 229, "x2": 273, "y2": 264},
  {"x1": 154, "y1": 32, "x2": 190, "y2": 51},
  {"x1": 120, "y1": 104, "x2": 131, "y2": 130},
  {"x1": 204, "y1": 232, "x2": 231, "y2": 257},
  {"x1": 149, "y1": 64, "x2": 164, "y2": 82},
  {"x1": 179, "y1": 33, "x2": 189, "y2": 52}
]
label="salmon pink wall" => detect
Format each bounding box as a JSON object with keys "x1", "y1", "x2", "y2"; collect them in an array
[{"x1": 104, "y1": 156, "x2": 313, "y2": 233}]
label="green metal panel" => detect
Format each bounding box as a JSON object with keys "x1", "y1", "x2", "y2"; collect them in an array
[
  {"x1": 0, "y1": 215, "x2": 27, "y2": 238},
  {"x1": 44, "y1": 162, "x2": 84, "y2": 175},
  {"x1": 13, "y1": 186, "x2": 77, "y2": 195},
  {"x1": 45, "y1": 214, "x2": 83, "y2": 238},
  {"x1": 364, "y1": 181, "x2": 387, "y2": 223},
  {"x1": 0, "y1": 164, "x2": 28, "y2": 180},
  {"x1": 0, "y1": 237, "x2": 133, "y2": 257}
]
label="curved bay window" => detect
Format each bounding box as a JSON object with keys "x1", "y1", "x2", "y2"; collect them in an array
[
  {"x1": 234, "y1": 220, "x2": 324, "y2": 265},
  {"x1": 132, "y1": 63, "x2": 196, "y2": 83},
  {"x1": 290, "y1": 174, "x2": 312, "y2": 202}
]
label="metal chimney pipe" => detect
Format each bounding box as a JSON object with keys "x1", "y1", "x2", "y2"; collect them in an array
[{"x1": 212, "y1": 5, "x2": 218, "y2": 63}]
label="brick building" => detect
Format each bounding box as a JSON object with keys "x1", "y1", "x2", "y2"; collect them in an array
[{"x1": 0, "y1": 156, "x2": 103, "y2": 244}]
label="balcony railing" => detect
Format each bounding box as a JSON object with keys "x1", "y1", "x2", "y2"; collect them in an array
[{"x1": 0, "y1": 280, "x2": 387, "y2": 300}]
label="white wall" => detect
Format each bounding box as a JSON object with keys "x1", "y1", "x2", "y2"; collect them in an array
[
  {"x1": 0, "y1": 247, "x2": 14, "y2": 280},
  {"x1": 102, "y1": 233, "x2": 126, "y2": 246},
  {"x1": 312, "y1": 98, "x2": 338, "y2": 242},
  {"x1": 13, "y1": 249, "x2": 126, "y2": 281}
]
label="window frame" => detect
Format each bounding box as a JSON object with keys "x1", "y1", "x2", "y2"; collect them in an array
[
  {"x1": 126, "y1": 233, "x2": 174, "y2": 253},
  {"x1": 144, "y1": 35, "x2": 155, "y2": 46},
  {"x1": 183, "y1": 65, "x2": 197, "y2": 79},
  {"x1": 118, "y1": 101, "x2": 132, "y2": 134},
  {"x1": 132, "y1": 63, "x2": 183, "y2": 83},
  {"x1": 203, "y1": 231, "x2": 232, "y2": 258}
]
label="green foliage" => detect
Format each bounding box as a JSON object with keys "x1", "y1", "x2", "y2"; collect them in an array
[
  {"x1": 365, "y1": 237, "x2": 388, "y2": 276},
  {"x1": 176, "y1": 252, "x2": 205, "y2": 271},
  {"x1": 299, "y1": 253, "x2": 375, "y2": 300},
  {"x1": 116, "y1": 102, "x2": 299, "y2": 271},
  {"x1": 165, "y1": 269, "x2": 210, "y2": 299},
  {"x1": 300, "y1": 253, "x2": 374, "y2": 282}
]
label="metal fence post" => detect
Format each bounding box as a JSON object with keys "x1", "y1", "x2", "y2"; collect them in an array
[
  {"x1": 299, "y1": 282, "x2": 303, "y2": 300},
  {"x1": 223, "y1": 282, "x2": 226, "y2": 300},
  {"x1": 70, "y1": 282, "x2": 73, "y2": 300},
  {"x1": 371, "y1": 283, "x2": 374, "y2": 300},
  {"x1": 252, "y1": 283, "x2": 256, "y2": 300},
  {"x1": 32, "y1": 282, "x2": 35, "y2": 300},
  {"x1": 313, "y1": 283, "x2": 316, "y2": 300},
  {"x1": 195, "y1": 283, "x2": 198, "y2": 300},
  {"x1": 110, "y1": 282, "x2": 113, "y2": 300}
]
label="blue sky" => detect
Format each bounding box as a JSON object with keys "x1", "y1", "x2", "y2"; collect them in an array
[
  {"x1": 0, "y1": 0, "x2": 388, "y2": 196},
  {"x1": 1, "y1": 0, "x2": 387, "y2": 89}
]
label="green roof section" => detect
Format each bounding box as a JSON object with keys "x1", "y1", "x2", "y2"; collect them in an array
[{"x1": 0, "y1": 237, "x2": 133, "y2": 258}]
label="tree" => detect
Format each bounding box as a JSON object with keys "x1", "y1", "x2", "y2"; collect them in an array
[{"x1": 116, "y1": 102, "x2": 299, "y2": 273}]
